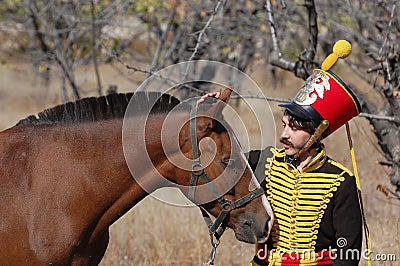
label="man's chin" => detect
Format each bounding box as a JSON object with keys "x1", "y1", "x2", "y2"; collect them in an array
[{"x1": 284, "y1": 148, "x2": 297, "y2": 156}]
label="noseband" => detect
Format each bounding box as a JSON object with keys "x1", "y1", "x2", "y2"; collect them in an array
[{"x1": 188, "y1": 105, "x2": 264, "y2": 265}]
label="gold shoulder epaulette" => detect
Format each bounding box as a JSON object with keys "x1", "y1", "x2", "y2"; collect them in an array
[{"x1": 328, "y1": 159, "x2": 353, "y2": 176}]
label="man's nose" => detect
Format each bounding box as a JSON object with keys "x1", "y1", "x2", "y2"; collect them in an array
[{"x1": 281, "y1": 126, "x2": 289, "y2": 139}]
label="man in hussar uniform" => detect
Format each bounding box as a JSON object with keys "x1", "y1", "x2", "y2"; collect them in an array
[{"x1": 249, "y1": 40, "x2": 363, "y2": 265}]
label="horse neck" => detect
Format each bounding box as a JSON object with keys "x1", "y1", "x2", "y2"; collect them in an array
[
  {"x1": 77, "y1": 118, "x2": 162, "y2": 200},
  {"x1": 88, "y1": 112, "x2": 191, "y2": 230},
  {"x1": 76, "y1": 111, "x2": 189, "y2": 206},
  {"x1": 48, "y1": 119, "x2": 151, "y2": 224},
  {"x1": 141, "y1": 111, "x2": 193, "y2": 184}
]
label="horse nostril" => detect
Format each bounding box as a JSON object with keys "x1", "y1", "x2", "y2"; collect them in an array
[
  {"x1": 265, "y1": 215, "x2": 273, "y2": 235},
  {"x1": 244, "y1": 219, "x2": 252, "y2": 227}
]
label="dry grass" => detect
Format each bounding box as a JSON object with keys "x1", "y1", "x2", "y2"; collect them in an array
[
  {"x1": 100, "y1": 197, "x2": 254, "y2": 266},
  {"x1": 1, "y1": 62, "x2": 399, "y2": 266}
]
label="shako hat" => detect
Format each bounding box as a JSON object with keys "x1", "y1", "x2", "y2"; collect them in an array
[{"x1": 280, "y1": 40, "x2": 361, "y2": 137}]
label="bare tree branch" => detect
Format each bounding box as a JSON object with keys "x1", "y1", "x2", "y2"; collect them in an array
[
  {"x1": 148, "y1": 5, "x2": 177, "y2": 77},
  {"x1": 265, "y1": 0, "x2": 296, "y2": 72},
  {"x1": 183, "y1": 0, "x2": 225, "y2": 80},
  {"x1": 90, "y1": 0, "x2": 103, "y2": 96},
  {"x1": 303, "y1": 0, "x2": 318, "y2": 68},
  {"x1": 27, "y1": 1, "x2": 81, "y2": 99}
]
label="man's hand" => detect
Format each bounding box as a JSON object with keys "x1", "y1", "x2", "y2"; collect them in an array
[{"x1": 196, "y1": 92, "x2": 221, "y2": 106}]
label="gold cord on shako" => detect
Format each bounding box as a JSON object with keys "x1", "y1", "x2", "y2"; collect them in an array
[{"x1": 321, "y1": 41, "x2": 372, "y2": 266}]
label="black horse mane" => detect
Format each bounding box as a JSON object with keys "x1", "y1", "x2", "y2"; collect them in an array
[{"x1": 16, "y1": 92, "x2": 182, "y2": 127}]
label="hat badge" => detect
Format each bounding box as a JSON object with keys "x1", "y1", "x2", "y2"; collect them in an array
[{"x1": 294, "y1": 71, "x2": 331, "y2": 106}]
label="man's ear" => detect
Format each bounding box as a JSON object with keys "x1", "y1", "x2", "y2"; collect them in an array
[{"x1": 206, "y1": 87, "x2": 232, "y2": 118}]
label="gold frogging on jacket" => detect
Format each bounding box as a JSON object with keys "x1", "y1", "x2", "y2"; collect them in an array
[{"x1": 264, "y1": 148, "x2": 349, "y2": 254}]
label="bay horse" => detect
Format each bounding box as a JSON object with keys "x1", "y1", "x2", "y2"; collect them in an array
[{"x1": 0, "y1": 88, "x2": 272, "y2": 265}]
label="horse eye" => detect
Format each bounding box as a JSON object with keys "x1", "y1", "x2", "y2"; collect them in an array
[
  {"x1": 221, "y1": 159, "x2": 236, "y2": 169},
  {"x1": 228, "y1": 159, "x2": 236, "y2": 169}
]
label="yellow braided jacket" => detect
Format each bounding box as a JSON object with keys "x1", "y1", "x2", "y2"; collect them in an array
[{"x1": 247, "y1": 147, "x2": 362, "y2": 266}]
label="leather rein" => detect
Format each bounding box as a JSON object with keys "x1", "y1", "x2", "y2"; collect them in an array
[{"x1": 188, "y1": 106, "x2": 264, "y2": 265}]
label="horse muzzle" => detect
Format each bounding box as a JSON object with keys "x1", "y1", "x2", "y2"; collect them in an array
[{"x1": 233, "y1": 195, "x2": 273, "y2": 244}]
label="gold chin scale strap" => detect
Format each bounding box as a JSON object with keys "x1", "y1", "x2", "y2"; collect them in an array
[
  {"x1": 294, "y1": 120, "x2": 329, "y2": 159},
  {"x1": 346, "y1": 122, "x2": 372, "y2": 266}
]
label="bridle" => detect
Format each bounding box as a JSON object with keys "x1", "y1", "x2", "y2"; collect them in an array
[{"x1": 188, "y1": 105, "x2": 264, "y2": 265}]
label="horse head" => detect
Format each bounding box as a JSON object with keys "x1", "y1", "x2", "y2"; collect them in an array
[{"x1": 174, "y1": 88, "x2": 274, "y2": 244}]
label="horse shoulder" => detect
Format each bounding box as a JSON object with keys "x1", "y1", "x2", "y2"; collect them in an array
[{"x1": 0, "y1": 126, "x2": 83, "y2": 264}]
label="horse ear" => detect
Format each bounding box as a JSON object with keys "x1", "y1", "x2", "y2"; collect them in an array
[
  {"x1": 196, "y1": 116, "x2": 214, "y2": 136},
  {"x1": 206, "y1": 87, "x2": 232, "y2": 118},
  {"x1": 196, "y1": 87, "x2": 232, "y2": 135}
]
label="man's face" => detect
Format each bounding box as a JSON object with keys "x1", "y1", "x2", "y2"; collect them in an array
[{"x1": 280, "y1": 115, "x2": 311, "y2": 156}]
